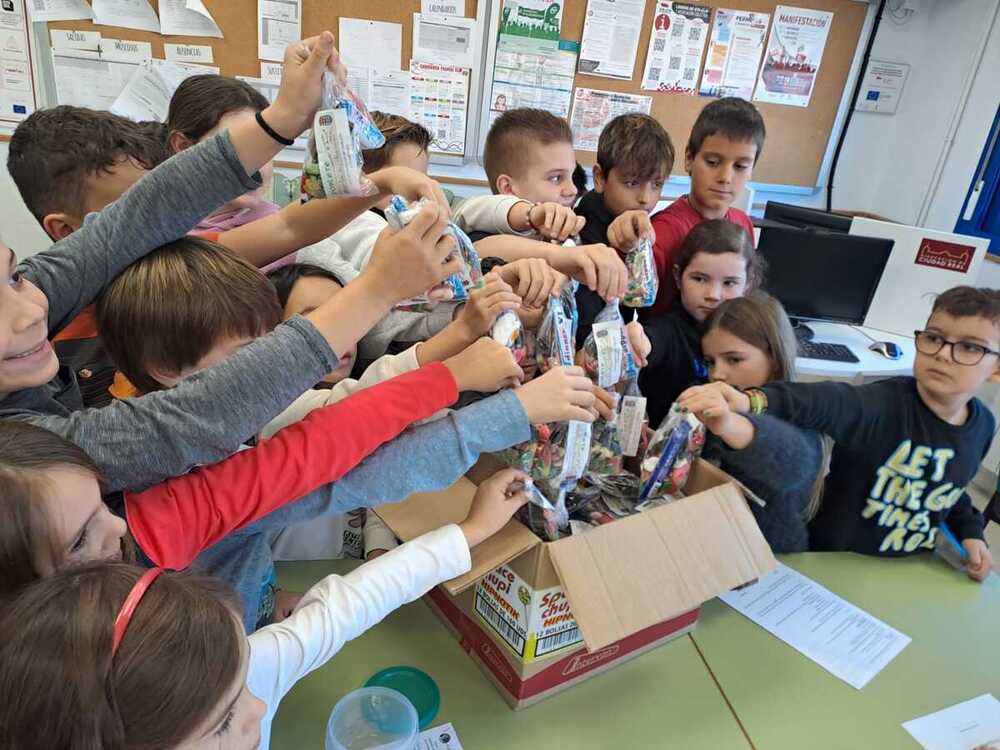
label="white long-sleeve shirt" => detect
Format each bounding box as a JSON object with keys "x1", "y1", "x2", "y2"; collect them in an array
[
  {"x1": 248, "y1": 524, "x2": 471, "y2": 749},
  {"x1": 266, "y1": 346, "x2": 422, "y2": 560},
  {"x1": 450, "y1": 194, "x2": 524, "y2": 236}
]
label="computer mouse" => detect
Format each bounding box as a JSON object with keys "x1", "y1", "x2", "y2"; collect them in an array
[{"x1": 869, "y1": 341, "x2": 903, "y2": 360}]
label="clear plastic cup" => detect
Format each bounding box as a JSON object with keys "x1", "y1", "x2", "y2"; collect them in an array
[{"x1": 325, "y1": 687, "x2": 419, "y2": 750}]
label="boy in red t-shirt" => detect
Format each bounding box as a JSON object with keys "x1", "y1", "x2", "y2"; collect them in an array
[{"x1": 648, "y1": 97, "x2": 765, "y2": 315}]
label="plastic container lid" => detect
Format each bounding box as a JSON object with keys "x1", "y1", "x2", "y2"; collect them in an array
[
  {"x1": 365, "y1": 666, "x2": 440, "y2": 730},
  {"x1": 326, "y1": 686, "x2": 418, "y2": 750}
]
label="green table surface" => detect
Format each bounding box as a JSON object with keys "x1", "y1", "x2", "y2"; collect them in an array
[
  {"x1": 272, "y1": 559, "x2": 752, "y2": 749},
  {"x1": 692, "y1": 553, "x2": 1000, "y2": 750}
]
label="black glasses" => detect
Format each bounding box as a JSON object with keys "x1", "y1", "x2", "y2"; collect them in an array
[{"x1": 913, "y1": 330, "x2": 1000, "y2": 366}]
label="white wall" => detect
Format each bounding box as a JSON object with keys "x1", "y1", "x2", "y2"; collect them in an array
[{"x1": 0, "y1": 141, "x2": 51, "y2": 258}]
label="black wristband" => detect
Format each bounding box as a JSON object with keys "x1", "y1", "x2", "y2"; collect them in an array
[{"x1": 255, "y1": 111, "x2": 295, "y2": 147}]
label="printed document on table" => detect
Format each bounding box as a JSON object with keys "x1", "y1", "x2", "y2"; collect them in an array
[
  {"x1": 258, "y1": 0, "x2": 301, "y2": 63},
  {"x1": 640, "y1": 1, "x2": 710, "y2": 94},
  {"x1": 27, "y1": 0, "x2": 92, "y2": 22},
  {"x1": 700, "y1": 8, "x2": 770, "y2": 100},
  {"x1": 412, "y1": 13, "x2": 476, "y2": 69},
  {"x1": 902, "y1": 695, "x2": 1000, "y2": 750},
  {"x1": 569, "y1": 87, "x2": 651, "y2": 151},
  {"x1": 418, "y1": 722, "x2": 464, "y2": 750},
  {"x1": 718, "y1": 563, "x2": 910, "y2": 689},
  {"x1": 92, "y1": 0, "x2": 160, "y2": 33},
  {"x1": 339, "y1": 17, "x2": 402, "y2": 72},
  {"x1": 577, "y1": 0, "x2": 645, "y2": 80},
  {"x1": 159, "y1": 0, "x2": 223, "y2": 38}
]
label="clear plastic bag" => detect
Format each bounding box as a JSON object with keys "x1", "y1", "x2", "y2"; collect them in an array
[
  {"x1": 639, "y1": 402, "x2": 706, "y2": 502},
  {"x1": 534, "y1": 282, "x2": 578, "y2": 374},
  {"x1": 622, "y1": 238, "x2": 658, "y2": 308},
  {"x1": 384, "y1": 196, "x2": 462, "y2": 312},
  {"x1": 581, "y1": 301, "x2": 638, "y2": 389},
  {"x1": 302, "y1": 72, "x2": 385, "y2": 199}
]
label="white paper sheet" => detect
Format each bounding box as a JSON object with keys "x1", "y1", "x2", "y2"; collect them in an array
[
  {"x1": 338, "y1": 17, "x2": 402, "y2": 72},
  {"x1": 856, "y1": 59, "x2": 910, "y2": 115},
  {"x1": 27, "y1": 0, "x2": 93, "y2": 22},
  {"x1": 51, "y1": 28, "x2": 101, "y2": 51},
  {"x1": 351, "y1": 66, "x2": 411, "y2": 118},
  {"x1": 422, "y1": 0, "x2": 466, "y2": 19},
  {"x1": 700, "y1": 8, "x2": 770, "y2": 100},
  {"x1": 258, "y1": 0, "x2": 301, "y2": 63},
  {"x1": 164, "y1": 43, "x2": 214, "y2": 65},
  {"x1": 260, "y1": 61, "x2": 282, "y2": 83},
  {"x1": 409, "y1": 60, "x2": 469, "y2": 155},
  {"x1": 577, "y1": 0, "x2": 645, "y2": 80},
  {"x1": 489, "y1": 35, "x2": 576, "y2": 124},
  {"x1": 903, "y1": 695, "x2": 1000, "y2": 750},
  {"x1": 53, "y1": 51, "x2": 137, "y2": 110},
  {"x1": 102, "y1": 38, "x2": 153, "y2": 63},
  {"x1": 640, "y1": 1, "x2": 710, "y2": 94},
  {"x1": 92, "y1": 0, "x2": 160, "y2": 33},
  {"x1": 412, "y1": 13, "x2": 476, "y2": 69},
  {"x1": 111, "y1": 59, "x2": 206, "y2": 121},
  {"x1": 569, "y1": 87, "x2": 651, "y2": 151},
  {"x1": 718, "y1": 563, "x2": 910, "y2": 690},
  {"x1": 159, "y1": 0, "x2": 223, "y2": 38},
  {"x1": 0, "y1": 1, "x2": 33, "y2": 123},
  {"x1": 418, "y1": 722, "x2": 464, "y2": 750},
  {"x1": 754, "y1": 5, "x2": 833, "y2": 108}
]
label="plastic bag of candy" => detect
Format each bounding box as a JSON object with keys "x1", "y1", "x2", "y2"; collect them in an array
[
  {"x1": 491, "y1": 309, "x2": 528, "y2": 366},
  {"x1": 516, "y1": 478, "x2": 574, "y2": 541},
  {"x1": 622, "y1": 238, "x2": 658, "y2": 308},
  {"x1": 639, "y1": 402, "x2": 706, "y2": 502},
  {"x1": 588, "y1": 412, "x2": 624, "y2": 476},
  {"x1": 581, "y1": 301, "x2": 638, "y2": 388},
  {"x1": 534, "y1": 283, "x2": 578, "y2": 374},
  {"x1": 384, "y1": 196, "x2": 464, "y2": 312},
  {"x1": 302, "y1": 72, "x2": 385, "y2": 199}
]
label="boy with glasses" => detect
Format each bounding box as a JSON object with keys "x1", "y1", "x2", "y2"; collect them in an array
[{"x1": 685, "y1": 286, "x2": 999, "y2": 581}]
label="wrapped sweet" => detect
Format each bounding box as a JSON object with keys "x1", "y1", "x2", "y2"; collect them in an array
[
  {"x1": 622, "y1": 238, "x2": 658, "y2": 308},
  {"x1": 639, "y1": 402, "x2": 706, "y2": 502},
  {"x1": 580, "y1": 300, "x2": 638, "y2": 389}
]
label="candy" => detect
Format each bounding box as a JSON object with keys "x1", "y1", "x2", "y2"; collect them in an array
[
  {"x1": 534, "y1": 282, "x2": 578, "y2": 374},
  {"x1": 491, "y1": 309, "x2": 527, "y2": 365},
  {"x1": 580, "y1": 301, "x2": 638, "y2": 389},
  {"x1": 639, "y1": 402, "x2": 706, "y2": 501},
  {"x1": 302, "y1": 72, "x2": 384, "y2": 200},
  {"x1": 622, "y1": 238, "x2": 659, "y2": 308}
]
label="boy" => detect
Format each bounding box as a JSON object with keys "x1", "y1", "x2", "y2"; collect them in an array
[
  {"x1": 646, "y1": 97, "x2": 764, "y2": 315},
  {"x1": 681, "y1": 286, "x2": 998, "y2": 582},
  {"x1": 0, "y1": 34, "x2": 469, "y2": 495},
  {"x1": 9, "y1": 104, "x2": 444, "y2": 403},
  {"x1": 94, "y1": 239, "x2": 584, "y2": 628},
  {"x1": 570, "y1": 113, "x2": 673, "y2": 345}
]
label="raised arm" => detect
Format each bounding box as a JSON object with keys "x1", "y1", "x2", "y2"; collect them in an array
[{"x1": 126, "y1": 363, "x2": 459, "y2": 569}]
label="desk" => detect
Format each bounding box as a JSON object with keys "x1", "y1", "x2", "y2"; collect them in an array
[
  {"x1": 796, "y1": 322, "x2": 915, "y2": 382},
  {"x1": 692, "y1": 553, "x2": 1000, "y2": 750},
  {"x1": 272, "y1": 560, "x2": 751, "y2": 750}
]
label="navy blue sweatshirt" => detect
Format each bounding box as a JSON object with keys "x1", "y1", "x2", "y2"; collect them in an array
[
  {"x1": 638, "y1": 306, "x2": 707, "y2": 428},
  {"x1": 703, "y1": 414, "x2": 824, "y2": 553},
  {"x1": 574, "y1": 189, "x2": 622, "y2": 347},
  {"x1": 762, "y1": 377, "x2": 993, "y2": 556}
]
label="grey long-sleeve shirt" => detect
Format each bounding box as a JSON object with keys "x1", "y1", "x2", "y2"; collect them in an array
[{"x1": 5, "y1": 132, "x2": 342, "y2": 493}]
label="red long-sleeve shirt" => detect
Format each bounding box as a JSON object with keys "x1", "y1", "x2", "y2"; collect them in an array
[
  {"x1": 125, "y1": 363, "x2": 457, "y2": 569},
  {"x1": 649, "y1": 196, "x2": 755, "y2": 315}
]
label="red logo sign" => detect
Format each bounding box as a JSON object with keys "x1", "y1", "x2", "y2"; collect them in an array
[
  {"x1": 561, "y1": 644, "x2": 621, "y2": 676},
  {"x1": 914, "y1": 238, "x2": 975, "y2": 273}
]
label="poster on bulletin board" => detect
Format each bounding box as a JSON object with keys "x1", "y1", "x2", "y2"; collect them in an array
[
  {"x1": 753, "y1": 5, "x2": 833, "y2": 108},
  {"x1": 0, "y1": 0, "x2": 37, "y2": 124},
  {"x1": 640, "y1": 1, "x2": 710, "y2": 94}
]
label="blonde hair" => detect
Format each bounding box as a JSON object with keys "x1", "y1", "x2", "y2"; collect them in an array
[{"x1": 703, "y1": 291, "x2": 797, "y2": 382}]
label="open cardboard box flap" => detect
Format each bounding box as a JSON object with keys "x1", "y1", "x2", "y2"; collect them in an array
[
  {"x1": 376, "y1": 460, "x2": 777, "y2": 649},
  {"x1": 375, "y1": 478, "x2": 540, "y2": 594},
  {"x1": 547, "y1": 481, "x2": 777, "y2": 651}
]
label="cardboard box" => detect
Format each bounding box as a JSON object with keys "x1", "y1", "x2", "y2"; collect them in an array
[{"x1": 377, "y1": 459, "x2": 776, "y2": 708}]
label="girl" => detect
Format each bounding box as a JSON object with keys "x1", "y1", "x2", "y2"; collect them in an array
[
  {"x1": 0, "y1": 365, "x2": 596, "y2": 608},
  {"x1": 0, "y1": 468, "x2": 529, "y2": 750},
  {"x1": 639, "y1": 218, "x2": 765, "y2": 427},
  {"x1": 678, "y1": 293, "x2": 826, "y2": 553}
]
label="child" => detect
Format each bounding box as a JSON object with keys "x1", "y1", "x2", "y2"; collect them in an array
[
  {"x1": 0, "y1": 34, "x2": 463, "y2": 496},
  {"x1": 0, "y1": 468, "x2": 532, "y2": 750},
  {"x1": 573, "y1": 113, "x2": 674, "y2": 345},
  {"x1": 678, "y1": 293, "x2": 825, "y2": 553},
  {"x1": 0, "y1": 360, "x2": 593, "y2": 620},
  {"x1": 639, "y1": 219, "x2": 764, "y2": 427},
  {"x1": 689, "y1": 286, "x2": 998, "y2": 582},
  {"x1": 646, "y1": 97, "x2": 765, "y2": 315}
]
